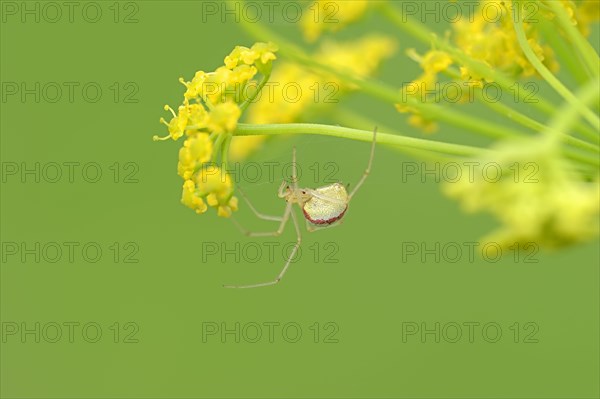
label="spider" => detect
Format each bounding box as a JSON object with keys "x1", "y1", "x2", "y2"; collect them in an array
[{"x1": 224, "y1": 127, "x2": 377, "y2": 289}]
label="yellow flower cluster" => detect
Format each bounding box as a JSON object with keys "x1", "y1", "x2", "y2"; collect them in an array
[
  {"x1": 301, "y1": 0, "x2": 369, "y2": 42},
  {"x1": 443, "y1": 138, "x2": 600, "y2": 248},
  {"x1": 155, "y1": 42, "x2": 277, "y2": 142},
  {"x1": 194, "y1": 165, "x2": 239, "y2": 218},
  {"x1": 397, "y1": 0, "x2": 595, "y2": 132},
  {"x1": 154, "y1": 42, "x2": 278, "y2": 217},
  {"x1": 452, "y1": 0, "x2": 559, "y2": 81}
]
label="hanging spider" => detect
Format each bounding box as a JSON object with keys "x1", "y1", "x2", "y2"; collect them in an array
[{"x1": 225, "y1": 127, "x2": 377, "y2": 288}]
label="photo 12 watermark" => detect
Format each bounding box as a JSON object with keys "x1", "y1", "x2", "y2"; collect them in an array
[
  {"x1": 395, "y1": 1, "x2": 539, "y2": 24},
  {"x1": 401, "y1": 321, "x2": 540, "y2": 343},
  {"x1": 222, "y1": 160, "x2": 341, "y2": 185},
  {"x1": 1, "y1": 1, "x2": 140, "y2": 24},
  {"x1": 200, "y1": 1, "x2": 337, "y2": 25},
  {"x1": 1, "y1": 241, "x2": 140, "y2": 264},
  {"x1": 201, "y1": 321, "x2": 340, "y2": 343},
  {"x1": 202, "y1": 240, "x2": 339, "y2": 264},
  {"x1": 400, "y1": 161, "x2": 539, "y2": 184},
  {"x1": 1, "y1": 161, "x2": 140, "y2": 183},
  {"x1": 1, "y1": 81, "x2": 140, "y2": 103},
  {"x1": 400, "y1": 81, "x2": 539, "y2": 105},
  {"x1": 399, "y1": 241, "x2": 539, "y2": 264},
  {"x1": 1, "y1": 321, "x2": 140, "y2": 343}
]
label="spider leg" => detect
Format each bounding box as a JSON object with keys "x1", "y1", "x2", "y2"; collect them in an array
[
  {"x1": 237, "y1": 185, "x2": 283, "y2": 222},
  {"x1": 291, "y1": 146, "x2": 299, "y2": 189},
  {"x1": 231, "y1": 201, "x2": 292, "y2": 237},
  {"x1": 224, "y1": 207, "x2": 302, "y2": 288},
  {"x1": 349, "y1": 127, "x2": 377, "y2": 200}
]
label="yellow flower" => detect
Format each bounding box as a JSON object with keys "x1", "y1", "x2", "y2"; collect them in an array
[
  {"x1": 181, "y1": 179, "x2": 208, "y2": 214},
  {"x1": 407, "y1": 113, "x2": 438, "y2": 134},
  {"x1": 229, "y1": 64, "x2": 258, "y2": 84},
  {"x1": 205, "y1": 101, "x2": 241, "y2": 134},
  {"x1": 224, "y1": 42, "x2": 278, "y2": 73},
  {"x1": 244, "y1": 42, "x2": 278, "y2": 66},
  {"x1": 220, "y1": 196, "x2": 239, "y2": 218},
  {"x1": 197, "y1": 165, "x2": 239, "y2": 218},
  {"x1": 156, "y1": 101, "x2": 210, "y2": 141},
  {"x1": 203, "y1": 66, "x2": 234, "y2": 104},
  {"x1": 452, "y1": 0, "x2": 558, "y2": 81},
  {"x1": 179, "y1": 71, "x2": 208, "y2": 100},
  {"x1": 575, "y1": 0, "x2": 600, "y2": 37},
  {"x1": 177, "y1": 132, "x2": 213, "y2": 180},
  {"x1": 185, "y1": 102, "x2": 209, "y2": 129},
  {"x1": 396, "y1": 50, "x2": 453, "y2": 133},
  {"x1": 301, "y1": 0, "x2": 369, "y2": 42},
  {"x1": 224, "y1": 45, "x2": 250, "y2": 69},
  {"x1": 197, "y1": 165, "x2": 232, "y2": 196},
  {"x1": 421, "y1": 51, "x2": 453, "y2": 75},
  {"x1": 318, "y1": 36, "x2": 397, "y2": 80},
  {"x1": 156, "y1": 104, "x2": 190, "y2": 141}
]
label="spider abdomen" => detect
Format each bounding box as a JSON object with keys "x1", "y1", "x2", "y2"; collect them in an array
[{"x1": 302, "y1": 183, "x2": 348, "y2": 225}]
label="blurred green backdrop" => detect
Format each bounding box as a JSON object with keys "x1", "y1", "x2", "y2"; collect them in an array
[{"x1": 1, "y1": 1, "x2": 598, "y2": 398}]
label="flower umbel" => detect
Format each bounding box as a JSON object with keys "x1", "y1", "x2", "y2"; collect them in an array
[{"x1": 154, "y1": 42, "x2": 278, "y2": 217}]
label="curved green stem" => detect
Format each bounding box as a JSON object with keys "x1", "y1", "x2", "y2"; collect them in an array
[
  {"x1": 221, "y1": 133, "x2": 232, "y2": 171},
  {"x1": 212, "y1": 132, "x2": 227, "y2": 163},
  {"x1": 481, "y1": 91, "x2": 598, "y2": 153},
  {"x1": 331, "y1": 107, "x2": 460, "y2": 163},
  {"x1": 239, "y1": 71, "x2": 271, "y2": 113},
  {"x1": 235, "y1": 123, "x2": 490, "y2": 157},
  {"x1": 512, "y1": 1, "x2": 600, "y2": 134},
  {"x1": 537, "y1": 18, "x2": 588, "y2": 85},
  {"x1": 543, "y1": 0, "x2": 600, "y2": 79}
]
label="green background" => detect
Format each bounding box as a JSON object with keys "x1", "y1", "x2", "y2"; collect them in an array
[{"x1": 1, "y1": 1, "x2": 598, "y2": 398}]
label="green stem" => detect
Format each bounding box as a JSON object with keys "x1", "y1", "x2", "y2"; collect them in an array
[
  {"x1": 547, "y1": 78, "x2": 600, "y2": 144},
  {"x1": 331, "y1": 107, "x2": 459, "y2": 163},
  {"x1": 543, "y1": 0, "x2": 600, "y2": 78},
  {"x1": 435, "y1": 63, "x2": 599, "y2": 153},
  {"x1": 512, "y1": 1, "x2": 600, "y2": 133},
  {"x1": 480, "y1": 91, "x2": 598, "y2": 153},
  {"x1": 221, "y1": 133, "x2": 232, "y2": 171},
  {"x1": 239, "y1": 71, "x2": 271, "y2": 113},
  {"x1": 541, "y1": 78, "x2": 600, "y2": 170},
  {"x1": 537, "y1": 18, "x2": 588, "y2": 85},
  {"x1": 235, "y1": 123, "x2": 490, "y2": 157},
  {"x1": 212, "y1": 132, "x2": 227, "y2": 163}
]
